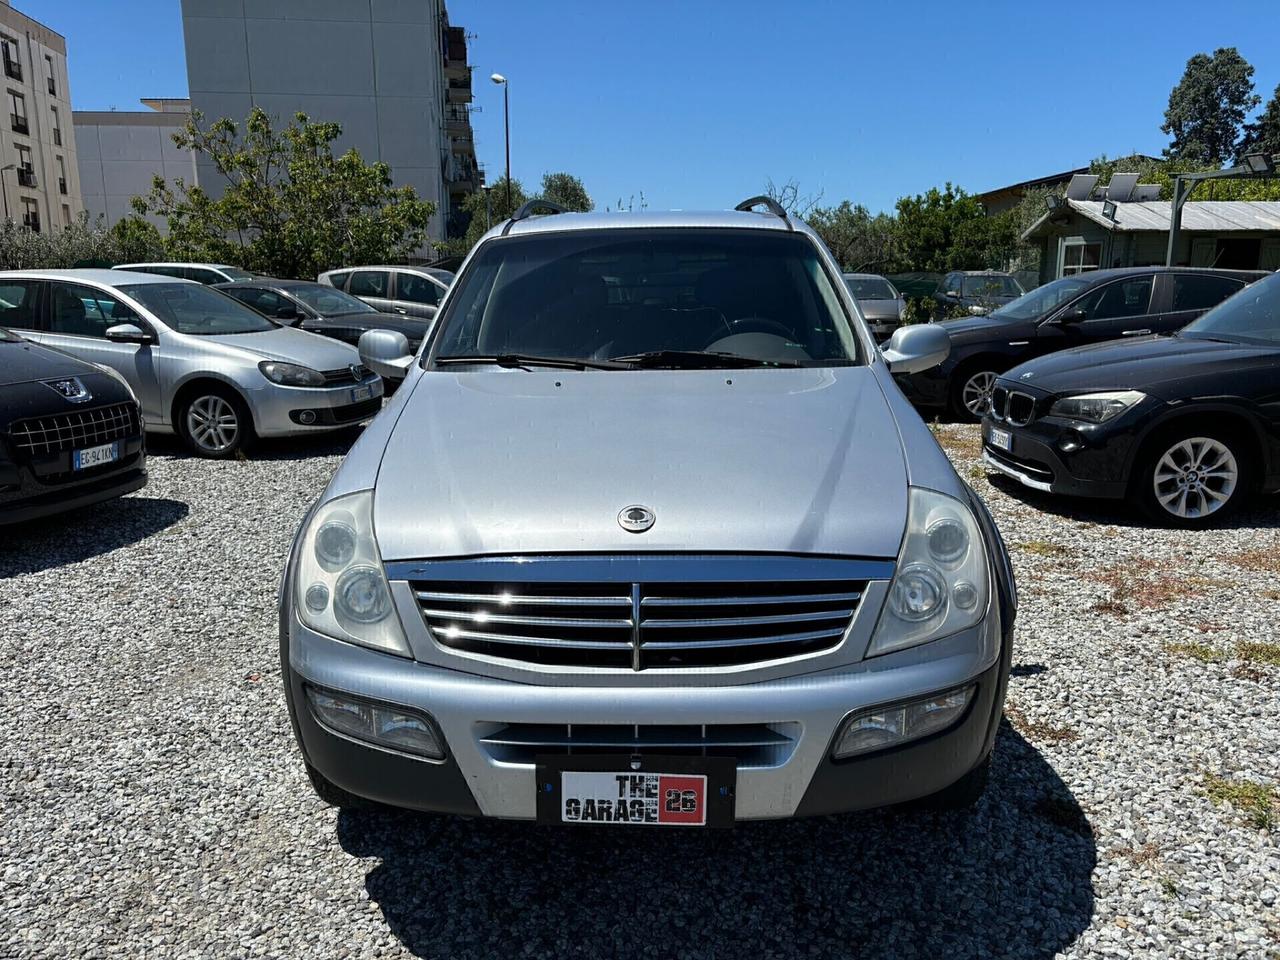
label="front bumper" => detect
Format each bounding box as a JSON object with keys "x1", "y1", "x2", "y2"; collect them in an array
[
  {"x1": 0, "y1": 436, "x2": 147, "y2": 525},
  {"x1": 981, "y1": 415, "x2": 1135, "y2": 499},
  {"x1": 284, "y1": 605, "x2": 1008, "y2": 820},
  {"x1": 249, "y1": 375, "x2": 385, "y2": 437}
]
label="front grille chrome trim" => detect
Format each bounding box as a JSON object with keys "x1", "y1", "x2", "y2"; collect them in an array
[{"x1": 9, "y1": 402, "x2": 140, "y2": 457}]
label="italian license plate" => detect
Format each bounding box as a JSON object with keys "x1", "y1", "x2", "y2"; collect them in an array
[
  {"x1": 72, "y1": 441, "x2": 120, "y2": 471},
  {"x1": 350, "y1": 384, "x2": 372, "y2": 403},
  {"x1": 536, "y1": 755, "x2": 735, "y2": 827},
  {"x1": 988, "y1": 427, "x2": 1012, "y2": 452}
]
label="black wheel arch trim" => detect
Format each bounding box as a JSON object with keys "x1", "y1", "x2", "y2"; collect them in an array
[{"x1": 1121, "y1": 399, "x2": 1272, "y2": 487}]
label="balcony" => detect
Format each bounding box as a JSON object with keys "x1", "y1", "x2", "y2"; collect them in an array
[
  {"x1": 58, "y1": 177, "x2": 66, "y2": 195},
  {"x1": 447, "y1": 74, "x2": 472, "y2": 104},
  {"x1": 4, "y1": 57, "x2": 20, "y2": 82},
  {"x1": 17, "y1": 167, "x2": 35, "y2": 188},
  {"x1": 443, "y1": 25, "x2": 467, "y2": 78},
  {"x1": 23, "y1": 213, "x2": 39, "y2": 232},
  {"x1": 451, "y1": 134, "x2": 475, "y2": 157},
  {"x1": 52, "y1": 128, "x2": 61, "y2": 146}
]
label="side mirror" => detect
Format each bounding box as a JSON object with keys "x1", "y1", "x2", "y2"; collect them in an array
[
  {"x1": 1058, "y1": 308, "x2": 1088, "y2": 324},
  {"x1": 880, "y1": 324, "x2": 950, "y2": 375},
  {"x1": 359, "y1": 328, "x2": 415, "y2": 380},
  {"x1": 104, "y1": 323, "x2": 153, "y2": 344},
  {"x1": 944, "y1": 289, "x2": 960, "y2": 299}
]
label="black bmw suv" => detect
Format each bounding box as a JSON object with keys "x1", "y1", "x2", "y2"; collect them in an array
[
  {"x1": 1, "y1": 326, "x2": 146, "y2": 524},
  {"x1": 899, "y1": 266, "x2": 1267, "y2": 420}
]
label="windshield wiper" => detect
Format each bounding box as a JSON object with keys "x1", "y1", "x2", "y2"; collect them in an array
[
  {"x1": 434, "y1": 353, "x2": 625, "y2": 371},
  {"x1": 608, "y1": 349, "x2": 802, "y2": 369}
]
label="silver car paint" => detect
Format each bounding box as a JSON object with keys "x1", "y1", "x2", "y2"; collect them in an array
[{"x1": 2, "y1": 269, "x2": 382, "y2": 438}]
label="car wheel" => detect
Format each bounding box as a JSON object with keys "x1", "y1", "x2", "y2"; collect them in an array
[
  {"x1": 1136, "y1": 431, "x2": 1249, "y2": 527},
  {"x1": 305, "y1": 761, "x2": 373, "y2": 810},
  {"x1": 951, "y1": 368, "x2": 1000, "y2": 422},
  {"x1": 179, "y1": 387, "x2": 252, "y2": 459},
  {"x1": 915, "y1": 755, "x2": 990, "y2": 811}
]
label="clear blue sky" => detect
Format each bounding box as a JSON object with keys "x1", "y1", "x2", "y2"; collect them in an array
[{"x1": 24, "y1": 0, "x2": 1280, "y2": 214}]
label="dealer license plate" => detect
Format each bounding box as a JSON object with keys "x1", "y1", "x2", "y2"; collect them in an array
[
  {"x1": 350, "y1": 384, "x2": 372, "y2": 403},
  {"x1": 73, "y1": 441, "x2": 120, "y2": 471},
  {"x1": 988, "y1": 427, "x2": 1012, "y2": 452},
  {"x1": 536, "y1": 755, "x2": 735, "y2": 827}
]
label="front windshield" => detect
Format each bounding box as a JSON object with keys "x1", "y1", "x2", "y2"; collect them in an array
[
  {"x1": 1182, "y1": 273, "x2": 1280, "y2": 345},
  {"x1": 962, "y1": 275, "x2": 1022, "y2": 297},
  {"x1": 844, "y1": 276, "x2": 897, "y2": 300},
  {"x1": 433, "y1": 229, "x2": 861, "y2": 366},
  {"x1": 120, "y1": 282, "x2": 276, "y2": 336},
  {"x1": 988, "y1": 276, "x2": 1092, "y2": 321},
  {"x1": 289, "y1": 284, "x2": 379, "y2": 316},
  {"x1": 220, "y1": 268, "x2": 257, "y2": 281}
]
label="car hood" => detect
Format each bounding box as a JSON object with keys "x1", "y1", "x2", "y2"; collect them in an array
[
  {"x1": 1004, "y1": 334, "x2": 1278, "y2": 396},
  {"x1": 202, "y1": 325, "x2": 361, "y2": 368},
  {"x1": 0, "y1": 336, "x2": 98, "y2": 386},
  {"x1": 373, "y1": 367, "x2": 909, "y2": 560},
  {"x1": 938, "y1": 314, "x2": 1036, "y2": 341},
  {"x1": 858, "y1": 300, "x2": 901, "y2": 322}
]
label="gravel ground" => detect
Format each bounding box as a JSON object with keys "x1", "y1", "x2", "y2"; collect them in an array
[{"x1": 2, "y1": 424, "x2": 1277, "y2": 959}]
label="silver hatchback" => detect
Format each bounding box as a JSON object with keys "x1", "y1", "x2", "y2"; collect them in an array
[
  {"x1": 282, "y1": 201, "x2": 1015, "y2": 825},
  {"x1": 0, "y1": 270, "x2": 383, "y2": 458}
]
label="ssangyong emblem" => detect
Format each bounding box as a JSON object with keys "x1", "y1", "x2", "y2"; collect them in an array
[
  {"x1": 43, "y1": 377, "x2": 91, "y2": 403},
  {"x1": 618, "y1": 505, "x2": 655, "y2": 533}
]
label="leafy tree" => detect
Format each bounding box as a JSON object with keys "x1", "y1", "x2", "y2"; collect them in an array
[
  {"x1": 0, "y1": 211, "x2": 144, "y2": 270},
  {"x1": 540, "y1": 172, "x2": 593, "y2": 212},
  {"x1": 108, "y1": 215, "x2": 166, "y2": 263},
  {"x1": 132, "y1": 107, "x2": 435, "y2": 279},
  {"x1": 892, "y1": 184, "x2": 1009, "y2": 273},
  {"x1": 1088, "y1": 151, "x2": 1280, "y2": 200},
  {"x1": 1162, "y1": 48, "x2": 1260, "y2": 164},
  {"x1": 1237, "y1": 82, "x2": 1280, "y2": 161},
  {"x1": 807, "y1": 200, "x2": 896, "y2": 272},
  {"x1": 450, "y1": 176, "x2": 529, "y2": 252}
]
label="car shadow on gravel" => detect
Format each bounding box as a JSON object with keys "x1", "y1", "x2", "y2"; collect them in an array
[
  {"x1": 145, "y1": 425, "x2": 364, "y2": 463},
  {"x1": 0, "y1": 495, "x2": 189, "y2": 577},
  {"x1": 987, "y1": 475, "x2": 1280, "y2": 530},
  {"x1": 336, "y1": 725, "x2": 1095, "y2": 959}
]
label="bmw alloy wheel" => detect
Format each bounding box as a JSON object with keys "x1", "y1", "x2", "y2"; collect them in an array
[
  {"x1": 961, "y1": 371, "x2": 998, "y2": 418},
  {"x1": 1152, "y1": 436, "x2": 1238, "y2": 520},
  {"x1": 186, "y1": 394, "x2": 241, "y2": 454}
]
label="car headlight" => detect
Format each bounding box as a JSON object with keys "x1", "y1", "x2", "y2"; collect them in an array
[
  {"x1": 294, "y1": 490, "x2": 409, "y2": 656},
  {"x1": 1048, "y1": 390, "x2": 1145, "y2": 424},
  {"x1": 867, "y1": 487, "x2": 989, "y2": 657},
  {"x1": 259, "y1": 360, "x2": 325, "y2": 387}
]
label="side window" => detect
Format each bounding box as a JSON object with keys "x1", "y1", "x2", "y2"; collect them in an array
[
  {"x1": 1077, "y1": 277, "x2": 1153, "y2": 321},
  {"x1": 0, "y1": 280, "x2": 41, "y2": 330},
  {"x1": 348, "y1": 270, "x2": 389, "y2": 297},
  {"x1": 185, "y1": 267, "x2": 221, "y2": 285},
  {"x1": 1171, "y1": 274, "x2": 1243, "y2": 312},
  {"x1": 325, "y1": 271, "x2": 352, "y2": 290},
  {"x1": 48, "y1": 282, "x2": 137, "y2": 337},
  {"x1": 943, "y1": 273, "x2": 960, "y2": 295},
  {"x1": 231, "y1": 287, "x2": 289, "y2": 317},
  {"x1": 397, "y1": 272, "x2": 441, "y2": 306}
]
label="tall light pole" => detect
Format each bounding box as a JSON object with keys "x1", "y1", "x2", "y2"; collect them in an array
[{"x1": 490, "y1": 73, "x2": 510, "y2": 214}]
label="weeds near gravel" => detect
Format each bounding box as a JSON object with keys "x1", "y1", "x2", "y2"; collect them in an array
[
  {"x1": 1263, "y1": 589, "x2": 1280, "y2": 601},
  {"x1": 1164, "y1": 641, "x2": 1225, "y2": 663},
  {"x1": 1005, "y1": 705, "x2": 1079, "y2": 743},
  {"x1": 1018, "y1": 539, "x2": 1071, "y2": 558},
  {"x1": 1202, "y1": 774, "x2": 1278, "y2": 829},
  {"x1": 1110, "y1": 841, "x2": 1161, "y2": 866},
  {"x1": 1237, "y1": 641, "x2": 1280, "y2": 666},
  {"x1": 1226, "y1": 547, "x2": 1280, "y2": 573},
  {"x1": 1090, "y1": 561, "x2": 1230, "y2": 615}
]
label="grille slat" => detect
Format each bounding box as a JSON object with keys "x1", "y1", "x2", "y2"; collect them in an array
[
  {"x1": 414, "y1": 572, "x2": 866, "y2": 670},
  {"x1": 321, "y1": 364, "x2": 370, "y2": 386},
  {"x1": 9, "y1": 402, "x2": 140, "y2": 457}
]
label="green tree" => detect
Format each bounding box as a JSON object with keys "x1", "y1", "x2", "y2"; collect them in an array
[
  {"x1": 1162, "y1": 48, "x2": 1260, "y2": 164},
  {"x1": 133, "y1": 107, "x2": 436, "y2": 279},
  {"x1": 539, "y1": 171, "x2": 593, "y2": 212},
  {"x1": 1237, "y1": 82, "x2": 1280, "y2": 161},
  {"x1": 807, "y1": 200, "x2": 896, "y2": 272},
  {"x1": 892, "y1": 184, "x2": 1008, "y2": 273},
  {"x1": 108, "y1": 215, "x2": 166, "y2": 263}
]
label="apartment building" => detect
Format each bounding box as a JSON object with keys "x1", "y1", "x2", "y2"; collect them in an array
[
  {"x1": 180, "y1": 0, "x2": 481, "y2": 243},
  {"x1": 0, "y1": 0, "x2": 81, "y2": 231},
  {"x1": 75, "y1": 98, "x2": 196, "y2": 228}
]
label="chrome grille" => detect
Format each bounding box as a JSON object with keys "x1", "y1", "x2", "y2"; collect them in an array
[
  {"x1": 413, "y1": 575, "x2": 866, "y2": 670},
  {"x1": 321, "y1": 364, "x2": 370, "y2": 386},
  {"x1": 990, "y1": 385, "x2": 1008, "y2": 420},
  {"x1": 1006, "y1": 391, "x2": 1036, "y2": 427},
  {"x1": 9, "y1": 402, "x2": 139, "y2": 457},
  {"x1": 478, "y1": 722, "x2": 800, "y2": 768}
]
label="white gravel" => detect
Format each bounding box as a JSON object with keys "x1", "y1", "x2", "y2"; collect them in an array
[{"x1": 1, "y1": 424, "x2": 1277, "y2": 959}]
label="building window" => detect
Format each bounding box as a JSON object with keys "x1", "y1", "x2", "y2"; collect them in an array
[
  {"x1": 1, "y1": 36, "x2": 19, "y2": 82},
  {"x1": 22, "y1": 197, "x2": 39, "y2": 232},
  {"x1": 15, "y1": 142, "x2": 34, "y2": 187},
  {"x1": 62, "y1": 204, "x2": 72, "y2": 227},
  {"x1": 44, "y1": 55, "x2": 55, "y2": 96},
  {"x1": 9, "y1": 90, "x2": 27, "y2": 135},
  {"x1": 1059, "y1": 238, "x2": 1102, "y2": 277},
  {"x1": 56, "y1": 155, "x2": 66, "y2": 194},
  {"x1": 51, "y1": 105, "x2": 61, "y2": 145}
]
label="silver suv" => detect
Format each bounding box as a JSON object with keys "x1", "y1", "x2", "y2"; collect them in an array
[{"x1": 281, "y1": 198, "x2": 1016, "y2": 826}]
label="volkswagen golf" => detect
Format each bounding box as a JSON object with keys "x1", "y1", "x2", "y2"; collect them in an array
[{"x1": 280, "y1": 198, "x2": 1016, "y2": 825}]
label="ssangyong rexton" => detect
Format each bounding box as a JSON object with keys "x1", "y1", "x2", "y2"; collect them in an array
[{"x1": 280, "y1": 198, "x2": 1016, "y2": 826}]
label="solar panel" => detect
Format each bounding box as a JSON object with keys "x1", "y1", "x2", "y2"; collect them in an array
[
  {"x1": 1105, "y1": 173, "x2": 1139, "y2": 201},
  {"x1": 1065, "y1": 174, "x2": 1099, "y2": 200}
]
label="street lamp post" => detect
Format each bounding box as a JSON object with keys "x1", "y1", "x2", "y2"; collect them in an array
[{"x1": 490, "y1": 73, "x2": 510, "y2": 214}]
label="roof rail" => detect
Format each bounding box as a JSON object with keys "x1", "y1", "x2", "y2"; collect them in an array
[
  {"x1": 502, "y1": 198, "x2": 569, "y2": 236},
  {"x1": 734, "y1": 195, "x2": 792, "y2": 228}
]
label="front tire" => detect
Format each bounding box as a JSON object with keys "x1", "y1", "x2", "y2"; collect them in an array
[
  {"x1": 950, "y1": 366, "x2": 1001, "y2": 422},
  {"x1": 177, "y1": 386, "x2": 252, "y2": 459},
  {"x1": 1135, "y1": 430, "x2": 1250, "y2": 527}
]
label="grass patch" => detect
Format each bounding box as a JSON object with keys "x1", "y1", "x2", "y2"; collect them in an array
[
  {"x1": 1262, "y1": 589, "x2": 1280, "y2": 601},
  {"x1": 1238, "y1": 641, "x2": 1280, "y2": 666},
  {"x1": 1202, "y1": 773, "x2": 1278, "y2": 829},
  {"x1": 1090, "y1": 559, "x2": 1227, "y2": 614},
  {"x1": 1091, "y1": 598, "x2": 1131, "y2": 616},
  {"x1": 1018, "y1": 539, "x2": 1071, "y2": 558},
  {"x1": 967, "y1": 464, "x2": 986, "y2": 482},
  {"x1": 1110, "y1": 841, "x2": 1160, "y2": 866},
  {"x1": 1164, "y1": 641, "x2": 1224, "y2": 663},
  {"x1": 1005, "y1": 705, "x2": 1080, "y2": 744},
  {"x1": 1226, "y1": 546, "x2": 1280, "y2": 573}
]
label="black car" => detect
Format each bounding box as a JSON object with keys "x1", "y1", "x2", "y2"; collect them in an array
[
  {"x1": 980, "y1": 271, "x2": 1280, "y2": 527},
  {"x1": 0, "y1": 326, "x2": 146, "y2": 525},
  {"x1": 214, "y1": 279, "x2": 433, "y2": 353},
  {"x1": 902, "y1": 266, "x2": 1267, "y2": 420},
  {"x1": 933, "y1": 271, "x2": 1024, "y2": 319}
]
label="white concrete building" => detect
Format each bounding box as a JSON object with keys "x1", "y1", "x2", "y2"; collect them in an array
[
  {"x1": 180, "y1": 0, "x2": 477, "y2": 241},
  {"x1": 75, "y1": 99, "x2": 196, "y2": 228},
  {"x1": 0, "y1": 0, "x2": 80, "y2": 231}
]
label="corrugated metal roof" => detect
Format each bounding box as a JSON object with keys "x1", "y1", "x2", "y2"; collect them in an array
[{"x1": 1068, "y1": 200, "x2": 1280, "y2": 232}]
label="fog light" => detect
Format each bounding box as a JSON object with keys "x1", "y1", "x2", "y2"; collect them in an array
[
  {"x1": 304, "y1": 583, "x2": 330, "y2": 613},
  {"x1": 298, "y1": 410, "x2": 318, "y2": 425},
  {"x1": 304, "y1": 685, "x2": 445, "y2": 759},
  {"x1": 832, "y1": 685, "x2": 974, "y2": 760},
  {"x1": 1058, "y1": 431, "x2": 1084, "y2": 454}
]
